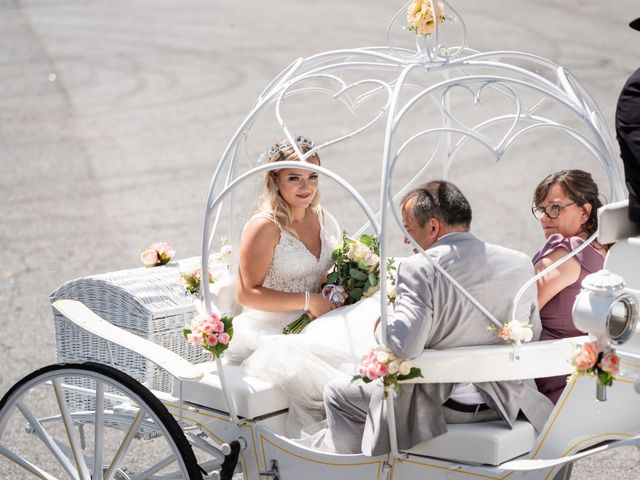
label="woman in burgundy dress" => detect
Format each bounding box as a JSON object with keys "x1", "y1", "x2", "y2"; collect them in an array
[{"x1": 531, "y1": 170, "x2": 607, "y2": 404}]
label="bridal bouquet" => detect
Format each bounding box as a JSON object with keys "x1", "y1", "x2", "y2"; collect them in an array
[
  {"x1": 141, "y1": 242, "x2": 175, "y2": 267},
  {"x1": 283, "y1": 232, "x2": 396, "y2": 334},
  {"x1": 569, "y1": 341, "x2": 620, "y2": 387},
  {"x1": 406, "y1": 0, "x2": 447, "y2": 36},
  {"x1": 184, "y1": 311, "x2": 234, "y2": 358},
  {"x1": 352, "y1": 346, "x2": 423, "y2": 397}
]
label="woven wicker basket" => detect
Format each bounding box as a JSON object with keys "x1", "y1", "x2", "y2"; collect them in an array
[{"x1": 50, "y1": 257, "x2": 217, "y2": 410}]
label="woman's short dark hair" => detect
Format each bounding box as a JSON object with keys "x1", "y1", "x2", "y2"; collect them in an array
[
  {"x1": 402, "y1": 180, "x2": 472, "y2": 229},
  {"x1": 533, "y1": 169, "x2": 603, "y2": 236}
]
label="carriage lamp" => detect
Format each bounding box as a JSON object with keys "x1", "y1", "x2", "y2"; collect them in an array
[
  {"x1": 573, "y1": 270, "x2": 638, "y2": 346},
  {"x1": 573, "y1": 270, "x2": 639, "y2": 400}
]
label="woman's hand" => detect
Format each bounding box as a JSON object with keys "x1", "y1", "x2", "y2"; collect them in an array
[
  {"x1": 308, "y1": 293, "x2": 335, "y2": 319},
  {"x1": 322, "y1": 284, "x2": 347, "y2": 307}
]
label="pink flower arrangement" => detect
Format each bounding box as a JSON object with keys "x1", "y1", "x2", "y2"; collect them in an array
[
  {"x1": 184, "y1": 311, "x2": 234, "y2": 358},
  {"x1": 352, "y1": 346, "x2": 422, "y2": 397},
  {"x1": 570, "y1": 341, "x2": 620, "y2": 387},
  {"x1": 179, "y1": 267, "x2": 219, "y2": 295},
  {"x1": 490, "y1": 320, "x2": 534, "y2": 345},
  {"x1": 141, "y1": 242, "x2": 175, "y2": 267}
]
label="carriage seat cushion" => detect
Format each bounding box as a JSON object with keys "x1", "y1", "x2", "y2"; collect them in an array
[
  {"x1": 173, "y1": 360, "x2": 289, "y2": 419},
  {"x1": 407, "y1": 419, "x2": 537, "y2": 466}
]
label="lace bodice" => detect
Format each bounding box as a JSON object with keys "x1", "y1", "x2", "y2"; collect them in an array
[{"x1": 258, "y1": 207, "x2": 335, "y2": 293}]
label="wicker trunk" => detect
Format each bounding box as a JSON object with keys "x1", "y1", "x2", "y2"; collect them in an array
[{"x1": 50, "y1": 257, "x2": 215, "y2": 409}]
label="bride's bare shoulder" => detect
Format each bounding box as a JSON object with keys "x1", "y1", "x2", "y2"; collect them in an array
[{"x1": 243, "y1": 215, "x2": 281, "y2": 246}]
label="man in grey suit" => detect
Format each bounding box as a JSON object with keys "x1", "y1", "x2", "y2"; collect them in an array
[{"x1": 324, "y1": 180, "x2": 553, "y2": 456}]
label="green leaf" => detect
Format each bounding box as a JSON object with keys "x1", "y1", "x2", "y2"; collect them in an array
[
  {"x1": 368, "y1": 273, "x2": 378, "y2": 287},
  {"x1": 397, "y1": 367, "x2": 423, "y2": 382},
  {"x1": 343, "y1": 234, "x2": 355, "y2": 246},
  {"x1": 349, "y1": 268, "x2": 368, "y2": 281},
  {"x1": 327, "y1": 271, "x2": 339, "y2": 284},
  {"x1": 359, "y1": 234, "x2": 374, "y2": 247},
  {"x1": 351, "y1": 375, "x2": 372, "y2": 385},
  {"x1": 349, "y1": 287, "x2": 364, "y2": 302}
]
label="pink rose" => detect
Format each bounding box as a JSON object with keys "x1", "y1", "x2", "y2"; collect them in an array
[
  {"x1": 364, "y1": 252, "x2": 380, "y2": 271},
  {"x1": 209, "y1": 312, "x2": 220, "y2": 324},
  {"x1": 600, "y1": 353, "x2": 620, "y2": 374},
  {"x1": 377, "y1": 362, "x2": 389, "y2": 377},
  {"x1": 202, "y1": 324, "x2": 214, "y2": 334},
  {"x1": 366, "y1": 363, "x2": 380, "y2": 380},
  {"x1": 376, "y1": 350, "x2": 391, "y2": 364},
  {"x1": 140, "y1": 249, "x2": 159, "y2": 267},
  {"x1": 218, "y1": 332, "x2": 230, "y2": 345},
  {"x1": 359, "y1": 365, "x2": 368, "y2": 377},
  {"x1": 152, "y1": 242, "x2": 175, "y2": 264},
  {"x1": 574, "y1": 342, "x2": 599, "y2": 371},
  {"x1": 205, "y1": 334, "x2": 218, "y2": 347},
  {"x1": 187, "y1": 333, "x2": 202, "y2": 346},
  {"x1": 212, "y1": 321, "x2": 224, "y2": 333},
  {"x1": 498, "y1": 326, "x2": 511, "y2": 341}
]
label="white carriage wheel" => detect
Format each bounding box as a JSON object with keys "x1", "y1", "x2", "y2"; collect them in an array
[{"x1": 0, "y1": 362, "x2": 202, "y2": 480}]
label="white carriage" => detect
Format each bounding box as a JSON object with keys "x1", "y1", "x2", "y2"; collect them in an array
[{"x1": 2, "y1": 1, "x2": 640, "y2": 479}]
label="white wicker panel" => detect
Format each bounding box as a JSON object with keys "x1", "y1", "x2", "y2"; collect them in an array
[{"x1": 50, "y1": 257, "x2": 212, "y2": 410}]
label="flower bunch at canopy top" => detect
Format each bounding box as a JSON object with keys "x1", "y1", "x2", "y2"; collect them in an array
[{"x1": 406, "y1": 0, "x2": 446, "y2": 36}]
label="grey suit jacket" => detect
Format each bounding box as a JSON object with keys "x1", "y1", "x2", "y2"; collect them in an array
[{"x1": 363, "y1": 232, "x2": 553, "y2": 456}]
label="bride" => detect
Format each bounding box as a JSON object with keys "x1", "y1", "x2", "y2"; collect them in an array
[{"x1": 225, "y1": 136, "x2": 381, "y2": 436}]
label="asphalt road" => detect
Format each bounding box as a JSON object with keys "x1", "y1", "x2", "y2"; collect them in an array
[{"x1": 2, "y1": 0, "x2": 640, "y2": 478}]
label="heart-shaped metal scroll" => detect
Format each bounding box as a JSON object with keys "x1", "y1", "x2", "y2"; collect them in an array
[
  {"x1": 440, "y1": 80, "x2": 522, "y2": 159},
  {"x1": 274, "y1": 74, "x2": 392, "y2": 162}
]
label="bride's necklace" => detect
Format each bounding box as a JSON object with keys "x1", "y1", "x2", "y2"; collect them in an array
[{"x1": 293, "y1": 208, "x2": 309, "y2": 224}]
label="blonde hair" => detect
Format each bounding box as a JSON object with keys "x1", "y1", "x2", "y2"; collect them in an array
[{"x1": 256, "y1": 140, "x2": 321, "y2": 238}]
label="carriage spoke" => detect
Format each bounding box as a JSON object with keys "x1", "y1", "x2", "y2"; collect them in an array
[
  {"x1": 0, "y1": 444, "x2": 59, "y2": 480},
  {"x1": 93, "y1": 380, "x2": 105, "y2": 480},
  {"x1": 128, "y1": 454, "x2": 178, "y2": 480},
  {"x1": 103, "y1": 408, "x2": 144, "y2": 480},
  {"x1": 52, "y1": 379, "x2": 91, "y2": 480},
  {"x1": 16, "y1": 400, "x2": 80, "y2": 480}
]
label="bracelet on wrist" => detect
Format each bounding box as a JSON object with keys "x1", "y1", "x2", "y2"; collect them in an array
[{"x1": 304, "y1": 291, "x2": 310, "y2": 312}]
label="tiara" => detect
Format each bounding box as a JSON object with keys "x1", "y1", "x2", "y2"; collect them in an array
[{"x1": 267, "y1": 135, "x2": 315, "y2": 158}]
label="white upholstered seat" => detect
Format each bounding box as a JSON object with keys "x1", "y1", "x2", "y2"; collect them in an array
[
  {"x1": 407, "y1": 419, "x2": 537, "y2": 465},
  {"x1": 174, "y1": 360, "x2": 290, "y2": 419}
]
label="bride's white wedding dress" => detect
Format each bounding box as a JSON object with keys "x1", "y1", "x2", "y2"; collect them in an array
[{"x1": 225, "y1": 208, "x2": 381, "y2": 436}]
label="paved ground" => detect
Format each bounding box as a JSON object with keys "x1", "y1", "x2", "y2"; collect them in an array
[{"x1": 2, "y1": 0, "x2": 640, "y2": 478}]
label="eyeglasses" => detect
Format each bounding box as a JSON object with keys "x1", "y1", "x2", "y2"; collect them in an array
[{"x1": 531, "y1": 202, "x2": 576, "y2": 220}]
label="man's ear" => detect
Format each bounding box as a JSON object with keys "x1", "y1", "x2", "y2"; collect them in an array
[{"x1": 428, "y1": 217, "x2": 439, "y2": 235}]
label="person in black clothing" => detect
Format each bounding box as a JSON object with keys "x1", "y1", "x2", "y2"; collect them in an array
[{"x1": 615, "y1": 17, "x2": 640, "y2": 223}]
